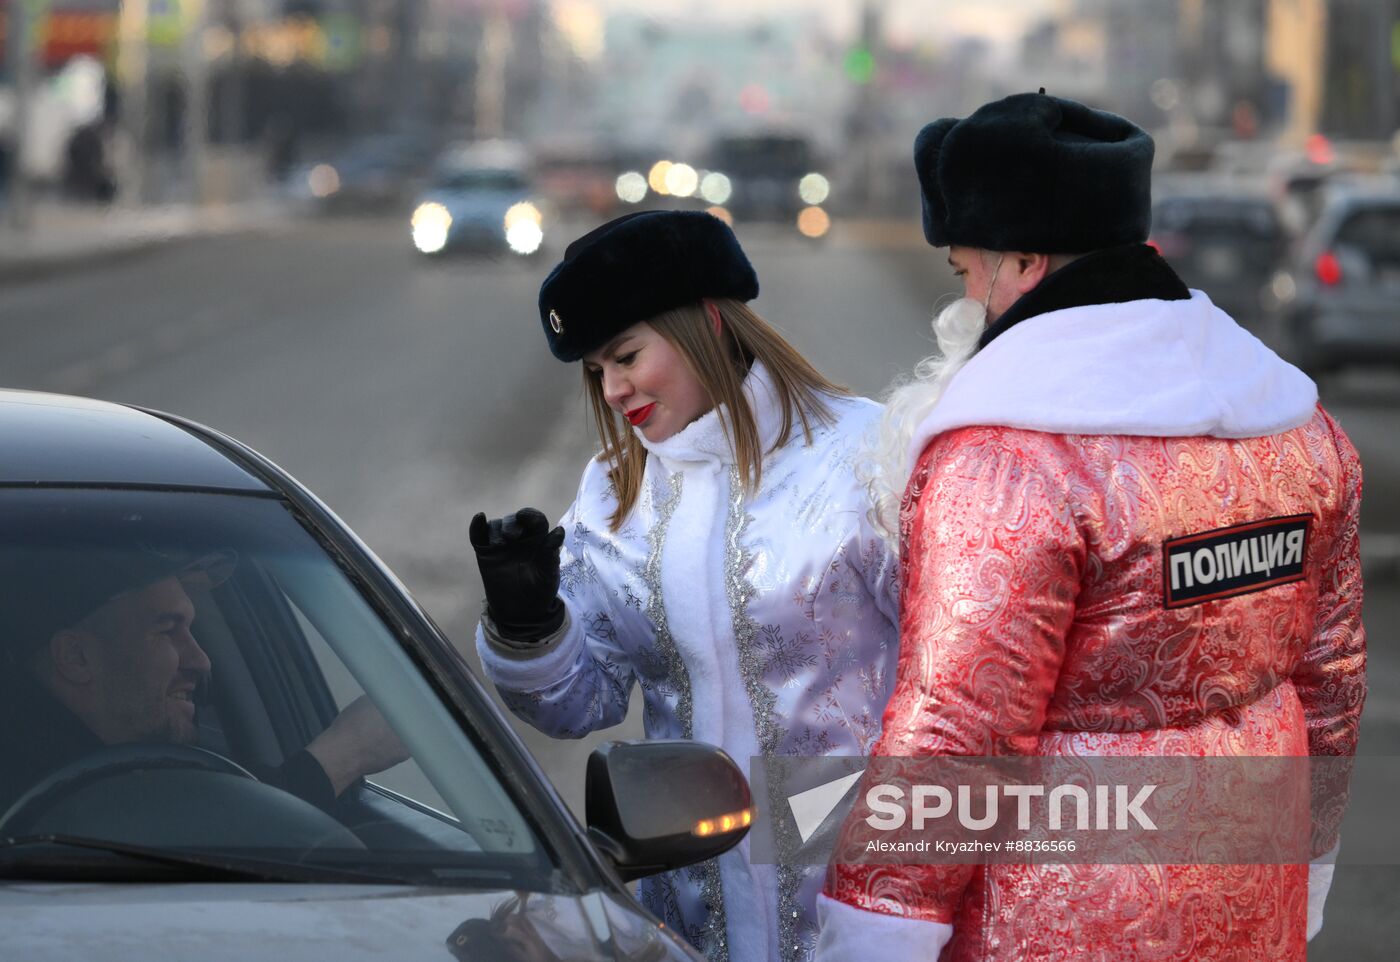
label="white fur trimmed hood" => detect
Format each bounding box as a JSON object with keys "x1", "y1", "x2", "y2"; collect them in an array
[{"x1": 907, "y1": 291, "x2": 1318, "y2": 463}]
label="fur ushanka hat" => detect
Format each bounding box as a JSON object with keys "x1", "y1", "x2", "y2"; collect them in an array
[
  {"x1": 538, "y1": 210, "x2": 760, "y2": 362},
  {"x1": 914, "y1": 91, "x2": 1155, "y2": 253}
]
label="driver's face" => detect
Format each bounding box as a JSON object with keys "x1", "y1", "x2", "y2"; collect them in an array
[{"x1": 80, "y1": 577, "x2": 211, "y2": 746}]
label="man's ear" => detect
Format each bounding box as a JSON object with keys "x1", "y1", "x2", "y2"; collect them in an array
[
  {"x1": 703, "y1": 299, "x2": 723, "y2": 337},
  {"x1": 47, "y1": 629, "x2": 97, "y2": 685},
  {"x1": 1011, "y1": 252, "x2": 1054, "y2": 295}
]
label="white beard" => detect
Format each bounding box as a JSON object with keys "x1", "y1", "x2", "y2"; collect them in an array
[{"x1": 862, "y1": 296, "x2": 988, "y2": 546}]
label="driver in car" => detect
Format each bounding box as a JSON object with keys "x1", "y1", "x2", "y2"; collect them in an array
[{"x1": 0, "y1": 547, "x2": 408, "y2": 816}]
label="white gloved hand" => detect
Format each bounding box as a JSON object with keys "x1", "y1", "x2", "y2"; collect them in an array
[
  {"x1": 813, "y1": 893, "x2": 954, "y2": 961},
  {"x1": 1307, "y1": 840, "x2": 1340, "y2": 941}
]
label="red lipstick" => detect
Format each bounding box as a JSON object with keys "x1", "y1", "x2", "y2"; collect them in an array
[{"x1": 626, "y1": 403, "x2": 656, "y2": 427}]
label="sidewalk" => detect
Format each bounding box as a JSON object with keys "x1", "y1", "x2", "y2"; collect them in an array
[{"x1": 0, "y1": 196, "x2": 290, "y2": 285}]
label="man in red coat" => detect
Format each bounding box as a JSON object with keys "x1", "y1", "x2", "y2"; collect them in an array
[{"x1": 818, "y1": 92, "x2": 1365, "y2": 961}]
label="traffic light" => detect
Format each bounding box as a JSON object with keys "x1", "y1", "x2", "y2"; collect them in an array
[{"x1": 844, "y1": 44, "x2": 874, "y2": 85}]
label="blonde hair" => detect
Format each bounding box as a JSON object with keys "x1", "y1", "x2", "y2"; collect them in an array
[{"x1": 583, "y1": 299, "x2": 849, "y2": 529}]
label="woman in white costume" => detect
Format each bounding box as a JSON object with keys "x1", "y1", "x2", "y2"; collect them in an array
[{"x1": 470, "y1": 210, "x2": 900, "y2": 962}]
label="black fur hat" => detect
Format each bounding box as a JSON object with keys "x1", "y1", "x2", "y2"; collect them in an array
[
  {"x1": 538, "y1": 210, "x2": 759, "y2": 362},
  {"x1": 914, "y1": 92, "x2": 1154, "y2": 253}
]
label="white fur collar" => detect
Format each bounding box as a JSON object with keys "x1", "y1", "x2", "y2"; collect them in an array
[
  {"x1": 907, "y1": 291, "x2": 1318, "y2": 463},
  {"x1": 637, "y1": 360, "x2": 784, "y2": 470},
  {"x1": 642, "y1": 362, "x2": 776, "y2": 962}
]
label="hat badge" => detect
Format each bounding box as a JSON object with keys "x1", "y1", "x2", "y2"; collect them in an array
[{"x1": 548, "y1": 309, "x2": 563, "y2": 334}]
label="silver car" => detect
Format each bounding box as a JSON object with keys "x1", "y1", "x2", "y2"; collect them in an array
[
  {"x1": 1278, "y1": 179, "x2": 1400, "y2": 378},
  {"x1": 410, "y1": 142, "x2": 547, "y2": 258},
  {"x1": 0, "y1": 389, "x2": 750, "y2": 962}
]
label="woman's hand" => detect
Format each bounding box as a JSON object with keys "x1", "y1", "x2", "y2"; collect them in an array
[{"x1": 469, "y1": 508, "x2": 567, "y2": 643}]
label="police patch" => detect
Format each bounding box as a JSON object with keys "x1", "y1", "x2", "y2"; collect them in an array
[{"x1": 1163, "y1": 514, "x2": 1311, "y2": 609}]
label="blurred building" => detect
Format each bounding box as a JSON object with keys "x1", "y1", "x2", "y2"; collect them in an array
[
  {"x1": 1019, "y1": 1, "x2": 1111, "y2": 107},
  {"x1": 1016, "y1": 0, "x2": 1178, "y2": 123},
  {"x1": 591, "y1": 10, "x2": 846, "y2": 157},
  {"x1": 1023, "y1": 0, "x2": 1398, "y2": 149},
  {"x1": 1318, "y1": 0, "x2": 1400, "y2": 139},
  {"x1": 1267, "y1": 0, "x2": 1328, "y2": 146},
  {"x1": 1177, "y1": 0, "x2": 1275, "y2": 135}
]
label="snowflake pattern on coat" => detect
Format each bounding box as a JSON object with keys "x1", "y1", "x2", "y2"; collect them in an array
[{"x1": 478, "y1": 390, "x2": 901, "y2": 962}]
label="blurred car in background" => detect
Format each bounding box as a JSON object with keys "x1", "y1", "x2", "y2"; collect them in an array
[
  {"x1": 532, "y1": 138, "x2": 624, "y2": 218},
  {"x1": 1149, "y1": 181, "x2": 1287, "y2": 328},
  {"x1": 1276, "y1": 180, "x2": 1400, "y2": 378},
  {"x1": 0, "y1": 388, "x2": 753, "y2": 961},
  {"x1": 702, "y1": 130, "x2": 832, "y2": 239},
  {"x1": 409, "y1": 140, "x2": 547, "y2": 258},
  {"x1": 289, "y1": 131, "x2": 435, "y2": 214},
  {"x1": 1273, "y1": 163, "x2": 1336, "y2": 237}
]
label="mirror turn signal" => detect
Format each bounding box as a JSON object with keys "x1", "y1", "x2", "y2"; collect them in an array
[{"x1": 693, "y1": 807, "x2": 754, "y2": 837}]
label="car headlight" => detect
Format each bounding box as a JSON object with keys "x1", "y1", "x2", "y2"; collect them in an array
[
  {"x1": 616, "y1": 171, "x2": 648, "y2": 203},
  {"x1": 411, "y1": 202, "x2": 453, "y2": 254},
  {"x1": 1269, "y1": 270, "x2": 1297, "y2": 306},
  {"x1": 309, "y1": 164, "x2": 340, "y2": 198},
  {"x1": 664, "y1": 163, "x2": 699, "y2": 198},
  {"x1": 799, "y1": 172, "x2": 830, "y2": 206},
  {"x1": 797, "y1": 206, "x2": 830, "y2": 239},
  {"x1": 700, "y1": 171, "x2": 732, "y2": 205},
  {"x1": 504, "y1": 201, "x2": 542, "y2": 229},
  {"x1": 504, "y1": 202, "x2": 544, "y2": 255}
]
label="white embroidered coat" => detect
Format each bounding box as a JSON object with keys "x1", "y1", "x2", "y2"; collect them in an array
[{"x1": 477, "y1": 363, "x2": 901, "y2": 962}]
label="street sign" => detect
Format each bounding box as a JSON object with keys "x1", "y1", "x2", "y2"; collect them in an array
[{"x1": 148, "y1": 0, "x2": 182, "y2": 47}]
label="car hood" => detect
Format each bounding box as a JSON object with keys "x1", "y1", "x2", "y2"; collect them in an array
[
  {"x1": 2, "y1": 882, "x2": 698, "y2": 961},
  {"x1": 422, "y1": 190, "x2": 530, "y2": 221}
]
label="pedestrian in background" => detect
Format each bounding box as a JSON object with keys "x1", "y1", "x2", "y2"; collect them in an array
[
  {"x1": 819, "y1": 91, "x2": 1365, "y2": 961},
  {"x1": 470, "y1": 210, "x2": 901, "y2": 962}
]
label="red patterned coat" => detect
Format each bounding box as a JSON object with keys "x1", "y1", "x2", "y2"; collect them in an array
[{"x1": 819, "y1": 288, "x2": 1366, "y2": 962}]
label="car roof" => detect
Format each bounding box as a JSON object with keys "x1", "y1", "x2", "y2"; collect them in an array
[
  {"x1": 0, "y1": 389, "x2": 270, "y2": 491},
  {"x1": 1319, "y1": 177, "x2": 1400, "y2": 205},
  {"x1": 1153, "y1": 174, "x2": 1273, "y2": 199}
]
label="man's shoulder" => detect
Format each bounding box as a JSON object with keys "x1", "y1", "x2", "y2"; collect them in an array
[
  {"x1": 917, "y1": 423, "x2": 1080, "y2": 464},
  {"x1": 0, "y1": 682, "x2": 99, "y2": 812}
]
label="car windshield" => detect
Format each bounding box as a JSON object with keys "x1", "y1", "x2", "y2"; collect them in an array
[
  {"x1": 432, "y1": 169, "x2": 528, "y2": 192},
  {"x1": 710, "y1": 136, "x2": 814, "y2": 175},
  {"x1": 0, "y1": 489, "x2": 559, "y2": 891}
]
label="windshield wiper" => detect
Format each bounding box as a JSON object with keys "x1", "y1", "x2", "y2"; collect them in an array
[{"x1": 0, "y1": 834, "x2": 410, "y2": 885}]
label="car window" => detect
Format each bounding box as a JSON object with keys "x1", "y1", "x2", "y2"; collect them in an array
[
  {"x1": 710, "y1": 135, "x2": 815, "y2": 174},
  {"x1": 1334, "y1": 206, "x2": 1400, "y2": 265},
  {"x1": 286, "y1": 579, "x2": 449, "y2": 810},
  {"x1": 0, "y1": 488, "x2": 561, "y2": 890}
]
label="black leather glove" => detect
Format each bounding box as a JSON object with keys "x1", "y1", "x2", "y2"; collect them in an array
[{"x1": 469, "y1": 508, "x2": 567, "y2": 643}]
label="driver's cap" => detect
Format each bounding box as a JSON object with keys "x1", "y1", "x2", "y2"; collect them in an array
[{"x1": 0, "y1": 546, "x2": 237, "y2": 665}]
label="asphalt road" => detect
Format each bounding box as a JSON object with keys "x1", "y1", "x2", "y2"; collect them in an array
[{"x1": 1, "y1": 214, "x2": 1395, "y2": 958}]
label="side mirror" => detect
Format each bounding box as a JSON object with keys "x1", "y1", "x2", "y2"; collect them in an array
[{"x1": 585, "y1": 740, "x2": 752, "y2": 882}]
